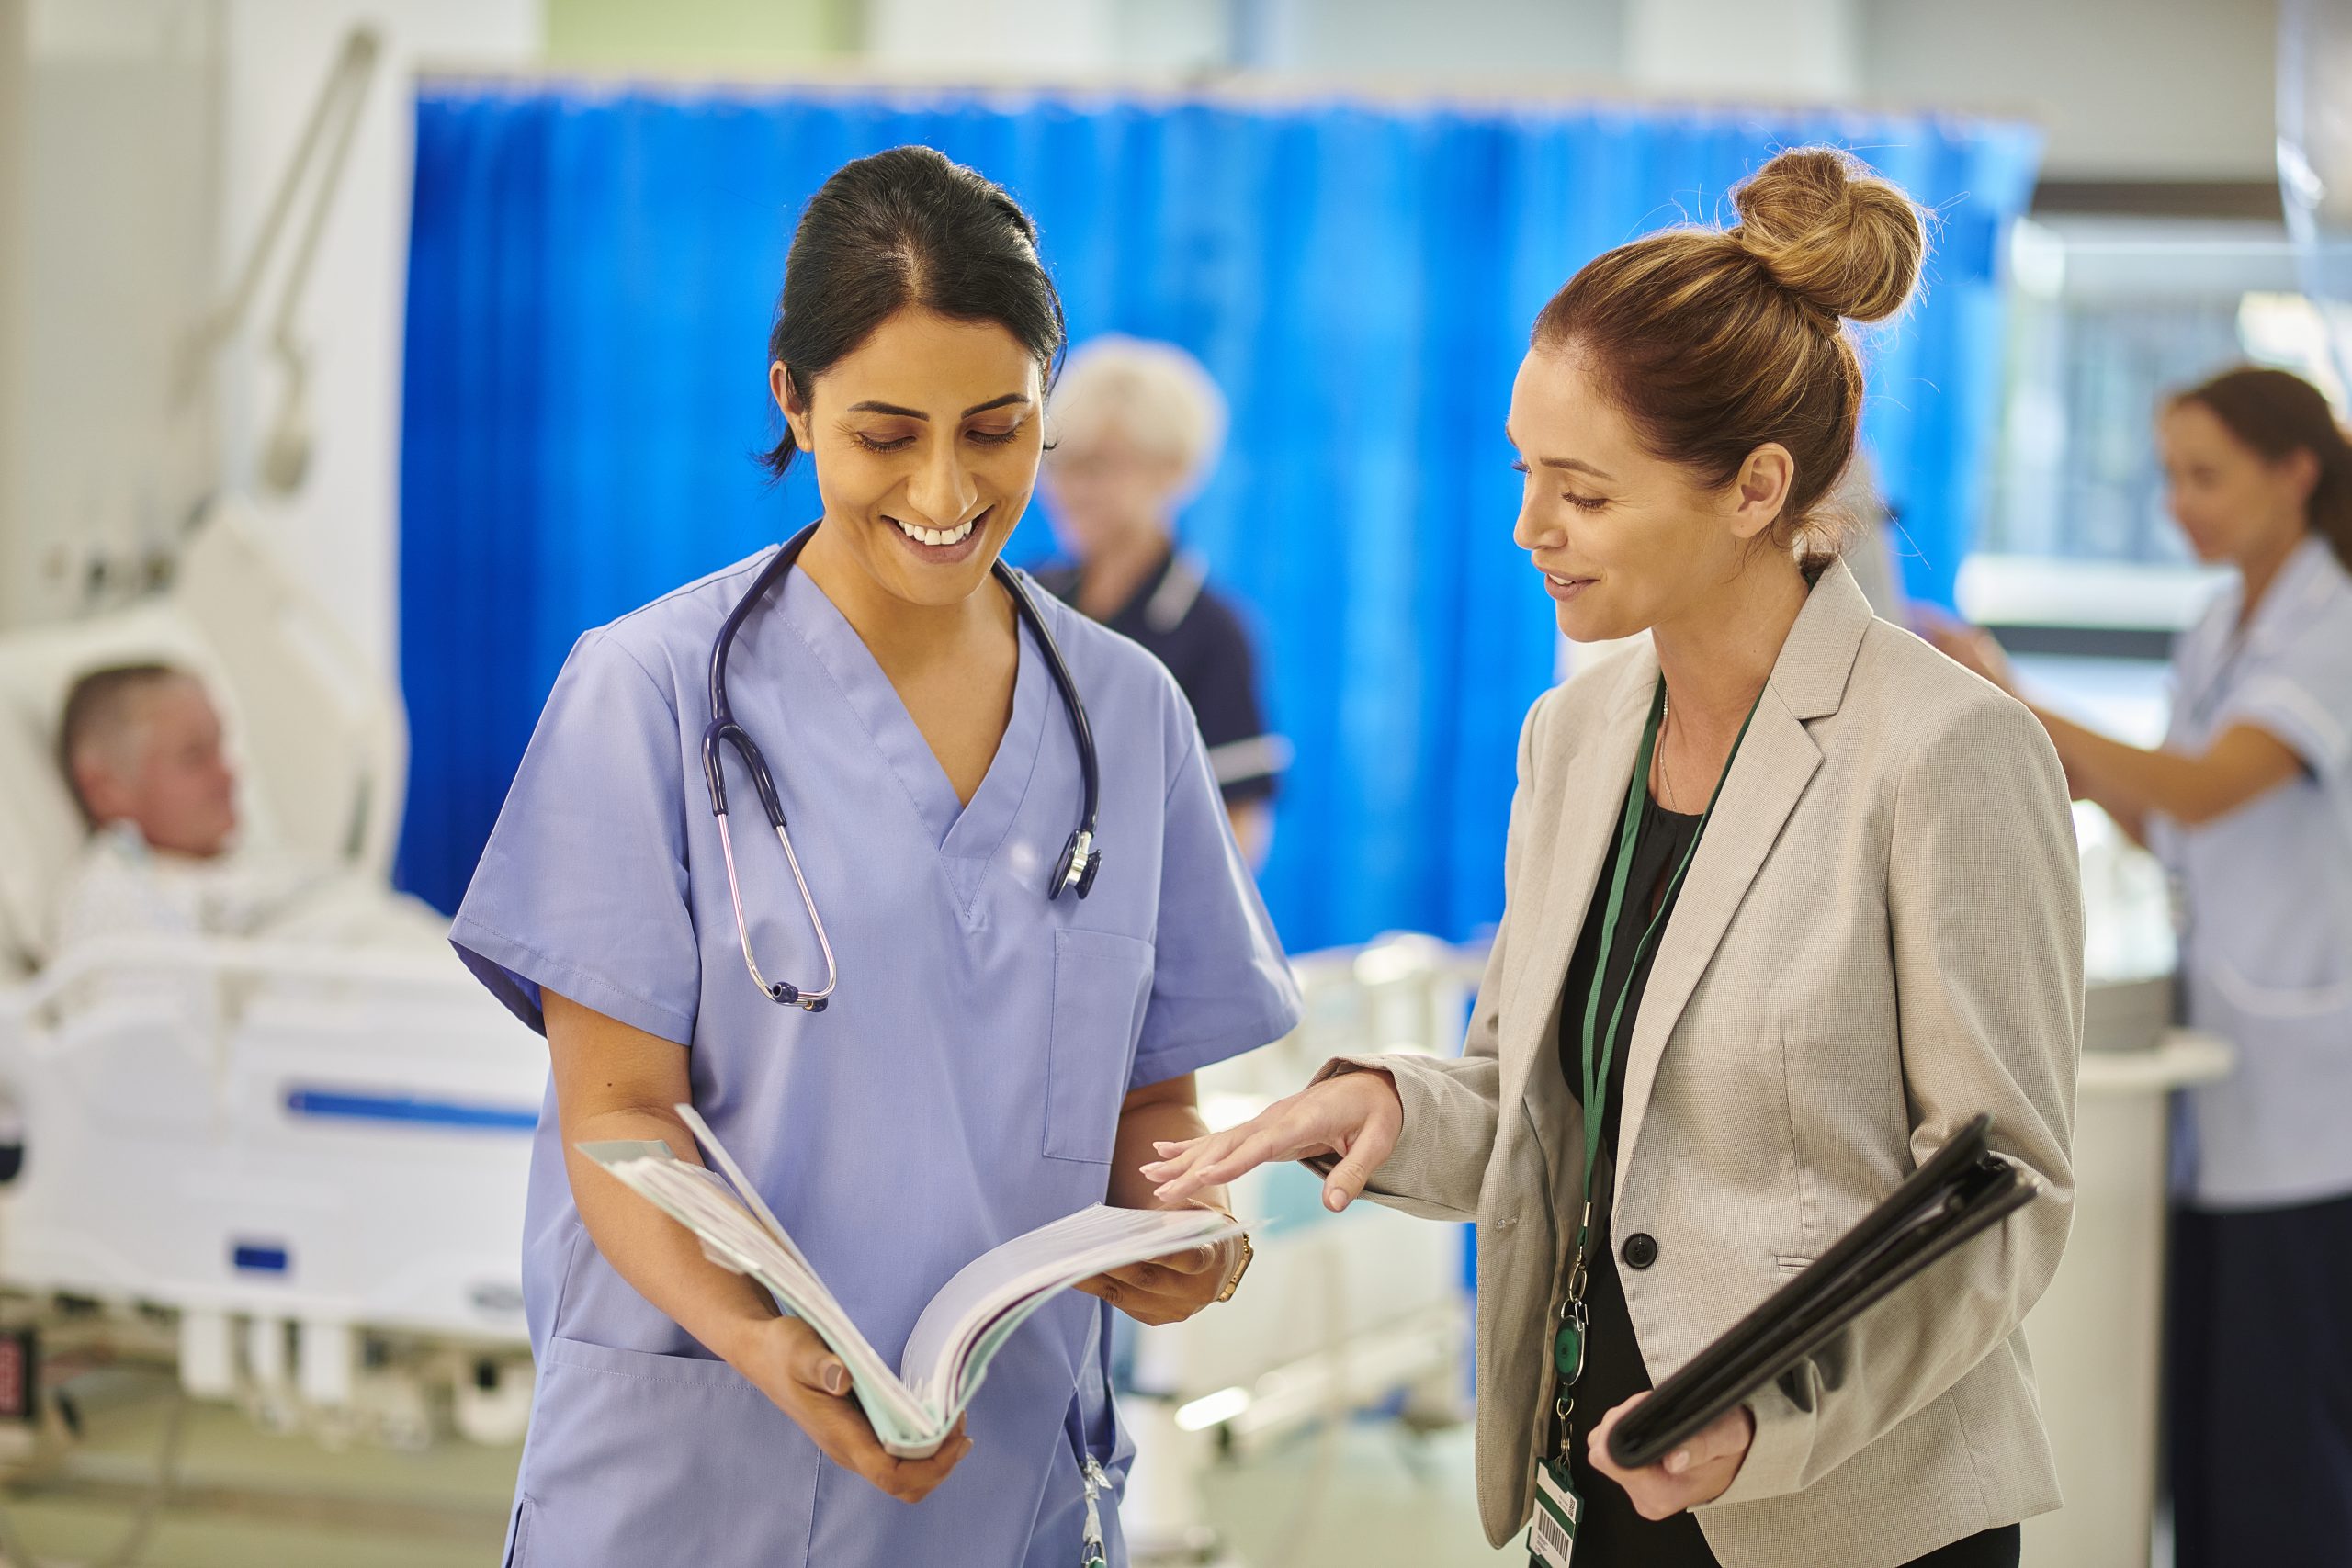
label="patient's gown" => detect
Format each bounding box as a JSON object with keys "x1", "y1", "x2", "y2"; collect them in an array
[{"x1": 51, "y1": 823, "x2": 449, "y2": 954}]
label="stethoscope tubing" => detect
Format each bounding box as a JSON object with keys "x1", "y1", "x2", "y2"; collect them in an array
[{"x1": 702, "y1": 522, "x2": 1102, "y2": 1010}]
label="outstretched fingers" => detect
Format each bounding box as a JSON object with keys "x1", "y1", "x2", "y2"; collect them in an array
[
  {"x1": 1148, "y1": 1122, "x2": 1290, "y2": 1203},
  {"x1": 1136, "y1": 1126, "x2": 1241, "y2": 1200}
]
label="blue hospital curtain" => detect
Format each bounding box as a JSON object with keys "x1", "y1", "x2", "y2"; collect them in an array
[{"x1": 397, "y1": 85, "x2": 2039, "y2": 953}]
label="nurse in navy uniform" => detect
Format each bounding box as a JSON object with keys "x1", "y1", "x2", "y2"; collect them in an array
[{"x1": 1036, "y1": 336, "x2": 1285, "y2": 865}]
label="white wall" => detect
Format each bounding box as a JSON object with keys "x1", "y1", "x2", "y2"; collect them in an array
[
  {"x1": 0, "y1": 2, "x2": 18, "y2": 631},
  {"x1": 2, "y1": 0, "x2": 221, "y2": 630},
  {"x1": 1861, "y1": 0, "x2": 2277, "y2": 180},
  {"x1": 212, "y1": 0, "x2": 540, "y2": 678},
  {"x1": 1249, "y1": 0, "x2": 1622, "y2": 81},
  {"x1": 865, "y1": 0, "x2": 1111, "y2": 73},
  {"x1": 1247, "y1": 0, "x2": 2275, "y2": 181},
  {"x1": 1627, "y1": 0, "x2": 1859, "y2": 99}
]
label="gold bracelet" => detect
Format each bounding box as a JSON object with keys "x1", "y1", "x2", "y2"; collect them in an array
[{"x1": 1206, "y1": 1209, "x2": 1253, "y2": 1303}]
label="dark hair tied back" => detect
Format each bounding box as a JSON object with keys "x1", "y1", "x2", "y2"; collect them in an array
[{"x1": 761, "y1": 146, "x2": 1066, "y2": 479}]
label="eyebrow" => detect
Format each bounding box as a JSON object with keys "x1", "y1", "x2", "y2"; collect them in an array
[
  {"x1": 1504, "y1": 426, "x2": 1614, "y2": 483},
  {"x1": 1539, "y1": 456, "x2": 1615, "y2": 481},
  {"x1": 846, "y1": 393, "x2": 1034, "y2": 420}
]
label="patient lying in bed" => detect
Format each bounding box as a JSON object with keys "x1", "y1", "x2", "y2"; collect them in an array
[{"x1": 51, "y1": 664, "x2": 446, "y2": 953}]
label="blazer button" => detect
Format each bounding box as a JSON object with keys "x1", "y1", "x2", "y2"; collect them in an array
[{"x1": 1621, "y1": 1233, "x2": 1659, "y2": 1269}]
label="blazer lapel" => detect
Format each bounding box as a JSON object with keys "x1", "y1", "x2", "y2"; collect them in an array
[
  {"x1": 1498, "y1": 649, "x2": 1657, "y2": 1179},
  {"x1": 1612, "y1": 562, "x2": 1875, "y2": 1186}
]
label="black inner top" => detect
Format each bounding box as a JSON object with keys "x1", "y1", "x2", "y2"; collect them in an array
[{"x1": 1553, "y1": 788, "x2": 1716, "y2": 1564}]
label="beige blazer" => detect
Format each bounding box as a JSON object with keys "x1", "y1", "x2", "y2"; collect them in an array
[{"x1": 1332, "y1": 562, "x2": 2082, "y2": 1568}]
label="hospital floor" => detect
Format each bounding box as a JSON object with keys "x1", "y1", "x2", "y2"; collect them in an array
[{"x1": 0, "y1": 1371, "x2": 1514, "y2": 1568}]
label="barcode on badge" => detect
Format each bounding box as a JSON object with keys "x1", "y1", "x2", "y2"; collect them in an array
[{"x1": 1530, "y1": 1507, "x2": 1573, "y2": 1563}]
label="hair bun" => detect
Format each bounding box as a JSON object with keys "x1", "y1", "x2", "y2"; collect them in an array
[{"x1": 1730, "y1": 147, "x2": 1926, "y2": 325}]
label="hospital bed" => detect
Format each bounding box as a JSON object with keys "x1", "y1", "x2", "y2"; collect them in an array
[{"x1": 0, "y1": 503, "x2": 545, "y2": 1448}]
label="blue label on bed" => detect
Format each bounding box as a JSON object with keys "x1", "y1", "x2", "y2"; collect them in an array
[{"x1": 232, "y1": 1242, "x2": 289, "y2": 1274}]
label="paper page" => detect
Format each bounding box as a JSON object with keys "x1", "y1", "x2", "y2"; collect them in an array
[
  {"x1": 899, "y1": 1206, "x2": 1238, "y2": 1410},
  {"x1": 675, "y1": 1103, "x2": 814, "y2": 1275}
]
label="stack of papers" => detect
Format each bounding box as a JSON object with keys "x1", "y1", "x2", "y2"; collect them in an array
[{"x1": 582, "y1": 1105, "x2": 1240, "y2": 1459}]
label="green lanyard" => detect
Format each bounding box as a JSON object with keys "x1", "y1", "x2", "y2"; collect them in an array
[{"x1": 1554, "y1": 677, "x2": 1759, "y2": 1410}]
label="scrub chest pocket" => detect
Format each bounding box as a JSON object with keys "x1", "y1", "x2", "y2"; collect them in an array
[{"x1": 1044, "y1": 930, "x2": 1156, "y2": 1163}]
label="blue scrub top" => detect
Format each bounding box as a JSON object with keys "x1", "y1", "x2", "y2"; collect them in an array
[
  {"x1": 449, "y1": 547, "x2": 1301, "y2": 1567},
  {"x1": 2152, "y1": 535, "x2": 2352, "y2": 1211}
]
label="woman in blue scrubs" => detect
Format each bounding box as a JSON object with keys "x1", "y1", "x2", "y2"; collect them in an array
[
  {"x1": 449, "y1": 146, "x2": 1300, "y2": 1567},
  {"x1": 1932, "y1": 365, "x2": 2352, "y2": 1567}
]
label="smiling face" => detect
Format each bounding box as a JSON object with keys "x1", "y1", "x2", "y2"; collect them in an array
[
  {"x1": 2158, "y1": 398, "x2": 2315, "y2": 570},
  {"x1": 1507, "y1": 345, "x2": 1787, "y2": 642},
  {"x1": 776, "y1": 307, "x2": 1046, "y2": 608}
]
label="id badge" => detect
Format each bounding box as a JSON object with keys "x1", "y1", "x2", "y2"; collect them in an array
[{"x1": 1528, "y1": 1460, "x2": 1581, "y2": 1567}]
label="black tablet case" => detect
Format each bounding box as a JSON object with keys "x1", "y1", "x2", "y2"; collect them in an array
[{"x1": 1606, "y1": 1113, "x2": 2038, "y2": 1472}]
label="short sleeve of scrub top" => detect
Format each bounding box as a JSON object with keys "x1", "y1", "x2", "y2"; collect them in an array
[
  {"x1": 2212, "y1": 607, "x2": 2352, "y2": 782},
  {"x1": 448, "y1": 630, "x2": 699, "y2": 1043}
]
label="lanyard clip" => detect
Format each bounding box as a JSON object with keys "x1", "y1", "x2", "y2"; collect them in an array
[
  {"x1": 1553, "y1": 1297, "x2": 1589, "y2": 1384},
  {"x1": 1080, "y1": 1454, "x2": 1109, "y2": 1568}
]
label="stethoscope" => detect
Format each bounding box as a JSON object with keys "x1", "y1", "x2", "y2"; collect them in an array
[{"x1": 702, "y1": 522, "x2": 1102, "y2": 1011}]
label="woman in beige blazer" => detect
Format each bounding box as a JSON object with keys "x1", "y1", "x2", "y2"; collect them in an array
[{"x1": 1146, "y1": 148, "x2": 2082, "y2": 1568}]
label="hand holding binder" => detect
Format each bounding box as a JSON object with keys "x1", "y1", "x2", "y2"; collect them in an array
[
  {"x1": 1587, "y1": 1392, "x2": 1758, "y2": 1522},
  {"x1": 1605, "y1": 1114, "x2": 2038, "y2": 1474}
]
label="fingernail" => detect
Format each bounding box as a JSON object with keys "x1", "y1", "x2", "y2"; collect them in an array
[
  {"x1": 963, "y1": 1437, "x2": 978, "y2": 1454},
  {"x1": 823, "y1": 1363, "x2": 847, "y2": 1395},
  {"x1": 1325, "y1": 1188, "x2": 1347, "y2": 1211},
  {"x1": 1666, "y1": 1450, "x2": 1690, "y2": 1475}
]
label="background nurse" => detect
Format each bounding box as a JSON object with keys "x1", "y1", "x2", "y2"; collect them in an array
[{"x1": 1930, "y1": 364, "x2": 2352, "y2": 1568}]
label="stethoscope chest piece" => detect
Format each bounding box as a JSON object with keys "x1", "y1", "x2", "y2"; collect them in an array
[{"x1": 1053, "y1": 829, "x2": 1101, "y2": 900}]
